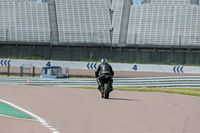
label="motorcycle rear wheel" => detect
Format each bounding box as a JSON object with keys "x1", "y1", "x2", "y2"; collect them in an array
[{"x1": 103, "y1": 83, "x2": 110, "y2": 99}]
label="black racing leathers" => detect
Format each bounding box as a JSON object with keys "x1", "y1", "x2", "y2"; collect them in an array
[
  {"x1": 95, "y1": 62, "x2": 114, "y2": 92},
  {"x1": 95, "y1": 62, "x2": 114, "y2": 78}
]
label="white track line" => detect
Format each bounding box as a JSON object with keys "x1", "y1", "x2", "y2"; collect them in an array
[
  {"x1": 0, "y1": 113, "x2": 36, "y2": 121},
  {"x1": 0, "y1": 99, "x2": 60, "y2": 133}
]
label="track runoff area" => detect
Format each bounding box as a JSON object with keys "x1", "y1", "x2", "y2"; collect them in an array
[
  {"x1": 0, "y1": 71, "x2": 200, "y2": 133},
  {"x1": 1, "y1": 64, "x2": 200, "y2": 133}
]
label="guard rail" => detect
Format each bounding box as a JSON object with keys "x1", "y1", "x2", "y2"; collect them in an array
[{"x1": 0, "y1": 76, "x2": 200, "y2": 88}]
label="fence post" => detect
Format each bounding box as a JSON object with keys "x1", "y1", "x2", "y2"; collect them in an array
[
  {"x1": 7, "y1": 66, "x2": 10, "y2": 77},
  {"x1": 33, "y1": 66, "x2": 35, "y2": 77},
  {"x1": 20, "y1": 66, "x2": 22, "y2": 77}
]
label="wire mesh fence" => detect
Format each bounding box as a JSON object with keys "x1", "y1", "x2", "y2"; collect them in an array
[{"x1": 0, "y1": 66, "x2": 69, "y2": 78}]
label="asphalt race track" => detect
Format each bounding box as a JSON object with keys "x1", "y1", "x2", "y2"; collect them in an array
[{"x1": 0, "y1": 84, "x2": 200, "y2": 133}]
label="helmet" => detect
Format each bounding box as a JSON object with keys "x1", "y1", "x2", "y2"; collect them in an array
[{"x1": 101, "y1": 58, "x2": 108, "y2": 63}]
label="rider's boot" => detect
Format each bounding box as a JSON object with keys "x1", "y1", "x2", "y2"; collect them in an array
[
  {"x1": 99, "y1": 86, "x2": 104, "y2": 98},
  {"x1": 97, "y1": 80, "x2": 104, "y2": 93},
  {"x1": 98, "y1": 84, "x2": 104, "y2": 94},
  {"x1": 110, "y1": 80, "x2": 114, "y2": 92},
  {"x1": 110, "y1": 86, "x2": 114, "y2": 92},
  {"x1": 98, "y1": 86, "x2": 101, "y2": 92}
]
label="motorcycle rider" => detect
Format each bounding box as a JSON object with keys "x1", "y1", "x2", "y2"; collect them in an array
[{"x1": 95, "y1": 58, "x2": 114, "y2": 93}]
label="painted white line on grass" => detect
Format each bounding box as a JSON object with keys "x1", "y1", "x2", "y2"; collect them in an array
[{"x1": 0, "y1": 99, "x2": 60, "y2": 133}]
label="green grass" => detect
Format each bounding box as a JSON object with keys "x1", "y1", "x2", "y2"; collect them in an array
[
  {"x1": 70, "y1": 87, "x2": 200, "y2": 97},
  {"x1": 5, "y1": 56, "x2": 46, "y2": 60},
  {"x1": 0, "y1": 103, "x2": 34, "y2": 120},
  {"x1": 0, "y1": 74, "x2": 19, "y2": 77}
]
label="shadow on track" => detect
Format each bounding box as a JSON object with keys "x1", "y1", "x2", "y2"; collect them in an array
[{"x1": 108, "y1": 98, "x2": 138, "y2": 101}]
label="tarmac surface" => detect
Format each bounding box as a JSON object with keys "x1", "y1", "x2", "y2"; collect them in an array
[
  {"x1": 0, "y1": 115, "x2": 51, "y2": 133},
  {"x1": 69, "y1": 69, "x2": 200, "y2": 78},
  {"x1": 0, "y1": 84, "x2": 200, "y2": 133},
  {"x1": 2, "y1": 66, "x2": 200, "y2": 78}
]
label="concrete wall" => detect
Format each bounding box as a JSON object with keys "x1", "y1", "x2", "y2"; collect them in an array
[
  {"x1": 1, "y1": 45, "x2": 200, "y2": 65},
  {"x1": 1, "y1": 59, "x2": 200, "y2": 74}
]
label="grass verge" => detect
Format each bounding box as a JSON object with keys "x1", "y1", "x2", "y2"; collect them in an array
[
  {"x1": 71, "y1": 87, "x2": 200, "y2": 97},
  {"x1": 0, "y1": 103, "x2": 34, "y2": 120}
]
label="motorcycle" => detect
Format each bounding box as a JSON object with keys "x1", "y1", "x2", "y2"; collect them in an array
[{"x1": 100, "y1": 75, "x2": 113, "y2": 99}]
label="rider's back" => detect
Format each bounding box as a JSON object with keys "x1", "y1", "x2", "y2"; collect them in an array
[{"x1": 100, "y1": 62, "x2": 111, "y2": 74}]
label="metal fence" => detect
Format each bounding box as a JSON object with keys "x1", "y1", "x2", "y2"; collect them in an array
[
  {"x1": 0, "y1": 66, "x2": 40, "y2": 77},
  {"x1": 0, "y1": 66, "x2": 69, "y2": 77},
  {"x1": 0, "y1": 76, "x2": 200, "y2": 88}
]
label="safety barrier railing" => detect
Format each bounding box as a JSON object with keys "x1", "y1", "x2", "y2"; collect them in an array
[{"x1": 1, "y1": 76, "x2": 200, "y2": 88}]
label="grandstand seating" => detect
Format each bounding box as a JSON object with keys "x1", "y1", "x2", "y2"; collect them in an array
[
  {"x1": 112, "y1": 0, "x2": 124, "y2": 44},
  {"x1": 55, "y1": 0, "x2": 112, "y2": 44},
  {"x1": 0, "y1": 0, "x2": 36, "y2": 1},
  {"x1": 0, "y1": 1, "x2": 50, "y2": 42},
  {"x1": 127, "y1": 1, "x2": 200, "y2": 46},
  {"x1": 0, "y1": 0, "x2": 199, "y2": 46},
  {"x1": 143, "y1": 0, "x2": 199, "y2": 5},
  {"x1": 151, "y1": 0, "x2": 190, "y2": 5}
]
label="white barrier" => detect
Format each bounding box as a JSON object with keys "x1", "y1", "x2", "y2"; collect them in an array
[
  {"x1": 1, "y1": 59, "x2": 200, "y2": 74},
  {"x1": 1, "y1": 76, "x2": 200, "y2": 88}
]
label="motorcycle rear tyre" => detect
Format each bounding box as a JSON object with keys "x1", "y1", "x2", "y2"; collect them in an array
[{"x1": 103, "y1": 83, "x2": 110, "y2": 99}]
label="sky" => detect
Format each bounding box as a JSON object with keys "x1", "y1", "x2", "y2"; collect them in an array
[
  {"x1": 133, "y1": 0, "x2": 142, "y2": 5},
  {"x1": 37, "y1": 0, "x2": 42, "y2": 3}
]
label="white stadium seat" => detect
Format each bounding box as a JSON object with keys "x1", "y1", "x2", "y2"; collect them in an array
[
  {"x1": 0, "y1": 1, "x2": 50, "y2": 42},
  {"x1": 127, "y1": 0, "x2": 200, "y2": 46}
]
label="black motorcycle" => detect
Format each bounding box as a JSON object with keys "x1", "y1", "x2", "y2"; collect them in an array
[{"x1": 101, "y1": 76, "x2": 112, "y2": 99}]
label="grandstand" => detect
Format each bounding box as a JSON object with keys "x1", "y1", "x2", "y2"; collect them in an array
[
  {"x1": 112, "y1": 0, "x2": 124, "y2": 44},
  {"x1": 55, "y1": 0, "x2": 112, "y2": 44},
  {"x1": 145, "y1": 0, "x2": 190, "y2": 5},
  {"x1": 143, "y1": 0, "x2": 199, "y2": 5},
  {"x1": 0, "y1": 0, "x2": 36, "y2": 1},
  {"x1": 1, "y1": 0, "x2": 198, "y2": 46},
  {"x1": 0, "y1": 0, "x2": 50, "y2": 42},
  {"x1": 127, "y1": 0, "x2": 200, "y2": 46}
]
